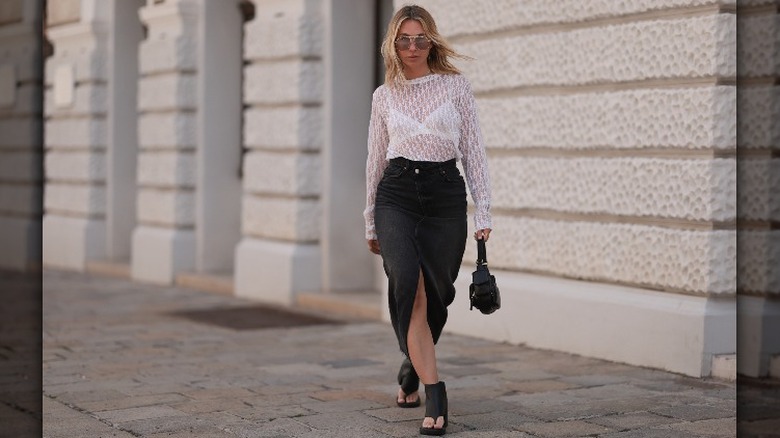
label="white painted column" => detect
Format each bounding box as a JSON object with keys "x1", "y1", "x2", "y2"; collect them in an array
[
  {"x1": 320, "y1": 0, "x2": 376, "y2": 292},
  {"x1": 43, "y1": 0, "x2": 110, "y2": 271},
  {"x1": 105, "y1": 0, "x2": 144, "y2": 261},
  {"x1": 131, "y1": 0, "x2": 197, "y2": 284},
  {"x1": 235, "y1": 0, "x2": 323, "y2": 305},
  {"x1": 194, "y1": 0, "x2": 242, "y2": 274},
  {"x1": 0, "y1": 0, "x2": 42, "y2": 271}
]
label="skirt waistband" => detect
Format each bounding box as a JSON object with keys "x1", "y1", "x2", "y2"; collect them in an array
[{"x1": 389, "y1": 157, "x2": 457, "y2": 171}]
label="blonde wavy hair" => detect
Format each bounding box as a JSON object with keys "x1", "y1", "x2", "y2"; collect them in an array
[{"x1": 380, "y1": 4, "x2": 469, "y2": 85}]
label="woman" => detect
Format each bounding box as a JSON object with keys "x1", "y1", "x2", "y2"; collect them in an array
[{"x1": 364, "y1": 4, "x2": 492, "y2": 436}]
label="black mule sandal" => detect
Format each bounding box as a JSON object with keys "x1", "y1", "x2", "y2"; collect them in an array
[
  {"x1": 397, "y1": 358, "x2": 421, "y2": 408},
  {"x1": 420, "y1": 381, "x2": 448, "y2": 436}
]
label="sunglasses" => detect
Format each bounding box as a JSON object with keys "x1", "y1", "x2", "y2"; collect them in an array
[{"x1": 395, "y1": 35, "x2": 432, "y2": 51}]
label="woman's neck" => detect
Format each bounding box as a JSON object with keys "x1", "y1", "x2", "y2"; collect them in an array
[{"x1": 404, "y1": 66, "x2": 432, "y2": 80}]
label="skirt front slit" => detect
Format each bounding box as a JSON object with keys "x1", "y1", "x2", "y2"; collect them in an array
[{"x1": 374, "y1": 158, "x2": 468, "y2": 357}]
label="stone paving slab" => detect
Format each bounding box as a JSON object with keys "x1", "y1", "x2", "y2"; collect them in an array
[
  {"x1": 43, "y1": 396, "x2": 136, "y2": 438},
  {"x1": 42, "y1": 270, "x2": 739, "y2": 437},
  {"x1": 516, "y1": 419, "x2": 614, "y2": 437}
]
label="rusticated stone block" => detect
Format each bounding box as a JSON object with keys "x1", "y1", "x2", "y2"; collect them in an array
[
  {"x1": 45, "y1": 117, "x2": 106, "y2": 149},
  {"x1": 243, "y1": 151, "x2": 320, "y2": 197},
  {"x1": 737, "y1": 158, "x2": 780, "y2": 222},
  {"x1": 137, "y1": 0, "x2": 199, "y2": 78},
  {"x1": 43, "y1": 215, "x2": 105, "y2": 270},
  {"x1": 0, "y1": 117, "x2": 41, "y2": 148},
  {"x1": 412, "y1": 0, "x2": 733, "y2": 37},
  {"x1": 737, "y1": 10, "x2": 780, "y2": 78},
  {"x1": 738, "y1": 230, "x2": 780, "y2": 295},
  {"x1": 0, "y1": 151, "x2": 41, "y2": 183},
  {"x1": 490, "y1": 157, "x2": 736, "y2": 221},
  {"x1": 244, "y1": 0, "x2": 323, "y2": 60},
  {"x1": 136, "y1": 188, "x2": 195, "y2": 227},
  {"x1": 480, "y1": 86, "x2": 735, "y2": 150},
  {"x1": 242, "y1": 196, "x2": 320, "y2": 242},
  {"x1": 0, "y1": 184, "x2": 40, "y2": 215},
  {"x1": 0, "y1": 83, "x2": 41, "y2": 118},
  {"x1": 456, "y1": 14, "x2": 736, "y2": 92},
  {"x1": 138, "y1": 73, "x2": 196, "y2": 111},
  {"x1": 0, "y1": 39, "x2": 43, "y2": 82},
  {"x1": 466, "y1": 216, "x2": 735, "y2": 294},
  {"x1": 138, "y1": 37, "x2": 197, "y2": 75},
  {"x1": 44, "y1": 183, "x2": 105, "y2": 216},
  {"x1": 138, "y1": 112, "x2": 196, "y2": 150},
  {"x1": 45, "y1": 151, "x2": 105, "y2": 183},
  {"x1": 46, "y1": 0, "x2": 80, "y2": 26},
  {"x1": 0, "y1": 0, "x2": 23, "y2": 25},
  {"x1": 137, "y1": 151, "x2": 195, "y2": 189},
  {"x1": 45, "y1": 50, "x2": 108, "y2": 84},
  {"x1": 44, "y1": 83, "x2": 107, "y2": 117},
  {"x1": 737, "y1": 85, "x2": 780, "y2": 149},
  {"x1": 244, "y1": 60, "x2": 323, "y2": 105},
  {"x1": 738, "y1": 0, "x2": 778, "y2": 6},
  {"x1": 243, "y1": 106, "x2": 322, "y2": 150}
]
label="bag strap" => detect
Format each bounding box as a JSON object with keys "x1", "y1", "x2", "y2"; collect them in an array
[{"x1": 476, "y1": 238, "x2": 488, "y2": 266}]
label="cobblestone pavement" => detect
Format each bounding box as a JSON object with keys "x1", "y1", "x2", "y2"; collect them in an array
[{"x1": 42, "y1": 270, "x2": 738, "y2": 437}]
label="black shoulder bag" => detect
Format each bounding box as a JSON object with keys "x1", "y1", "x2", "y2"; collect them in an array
[{"x1": 469, "y1": 238, "x2": 501, "y2": 314}]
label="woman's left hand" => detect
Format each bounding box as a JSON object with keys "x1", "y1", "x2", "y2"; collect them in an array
[{"x1": 474, "y1": 228, "x2": 491, "y2": 241}]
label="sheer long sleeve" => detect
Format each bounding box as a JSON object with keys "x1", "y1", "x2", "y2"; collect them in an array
[
  {"x1": 364, "y1": 87, "x2": 390, "y2": 240},
  {"x1": 363, "y1": 74, "x2": 492, "y2": 238},
  {"x1": 454, "y1": 76, "x2": 492, "y2": 231}
]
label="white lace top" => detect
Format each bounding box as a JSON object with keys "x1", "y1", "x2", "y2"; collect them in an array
[{"x1": 364, "y1": 73, "x2": 492, "y2": 240}]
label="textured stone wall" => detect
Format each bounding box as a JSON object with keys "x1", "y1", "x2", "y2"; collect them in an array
[
  {"x1": 0, "y1": 0, "x2": 42, "y2": 271},
  {"x1": 45, "y1": 0, "x2": 80, "y2": 27},
  {"x1": 42, "y1": 0, "x2": 110, "y2": 270},
  {"x1": 136, "y1": 0, "x2": 197, "y2": 229},
  {"x1": 242, "y1": 0, "x2": 323, "y2": 243},
  {"x1": 233, "y1": 0, "x2": 324, "y2": 303},
  {"x1": 411, "y1": 0, "x2": 737, "y2": 296},
  {"x1": 737, "y1": 3, "x2": 779, "y2": 297}
]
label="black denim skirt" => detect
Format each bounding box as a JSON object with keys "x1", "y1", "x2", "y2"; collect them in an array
[{"x1": 374, "y1": 157, "x2": 468, "y2": 357}]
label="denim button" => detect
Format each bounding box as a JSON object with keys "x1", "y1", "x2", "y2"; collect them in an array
[{"x1": 415, "y1": 168, "x2": 420, "y2": 174}]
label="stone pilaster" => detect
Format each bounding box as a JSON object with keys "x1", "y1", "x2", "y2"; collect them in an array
[
  {"x1": 235, "y1": 0, "x2": 323, "y2": 304},
  {"x1": 131, "y1": 0, "x2": 198, "y2": 283},
  {"x1": 43, "y1": 0, "x2": 110, "y2": 271}
]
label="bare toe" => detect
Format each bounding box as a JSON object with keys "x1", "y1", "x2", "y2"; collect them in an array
[{"x1": 398, "y1": 388, "x2": 419, "y2": 404}]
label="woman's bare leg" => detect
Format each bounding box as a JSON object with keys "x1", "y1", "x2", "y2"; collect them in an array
[{"x1": 407, "y1": 270, "x2": 445, "y2": 430}]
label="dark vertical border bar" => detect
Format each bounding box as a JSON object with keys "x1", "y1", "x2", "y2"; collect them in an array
[
  {"x1": 736, "y1": 1, "x2": 780, "y2": 436},
  {"x1": 0, "y1": 0, "x2": 45, "y2": 435}
]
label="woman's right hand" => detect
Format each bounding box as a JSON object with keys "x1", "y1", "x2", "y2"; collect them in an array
[{"x1": 367, "y1": 239, "x2": 381, "y2": 255}]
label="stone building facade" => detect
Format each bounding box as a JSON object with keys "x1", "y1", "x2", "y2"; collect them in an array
[
  {"x1": 736, "y1": 0, "x2": 780, "y2": 379},
  {"x1": 3, "y1": 0, "x2": 775, "y2": 378},
  {"x1": 0, "y1": 0, "x2": 42, "y2": 271}
]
